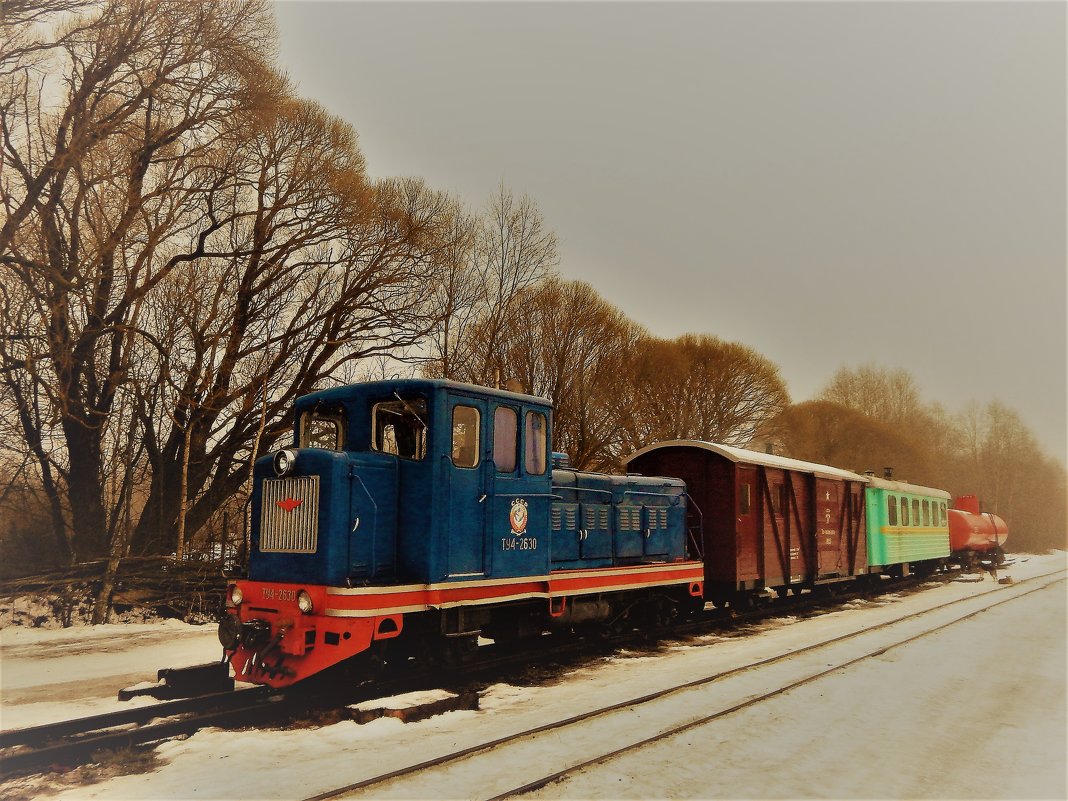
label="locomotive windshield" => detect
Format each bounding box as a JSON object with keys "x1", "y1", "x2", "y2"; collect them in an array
[
  {"x1": 372, "y1": 397, "x2": 427, "y2": 460},
  {"x1": 300, "y1": 407, "x2": 346, "y2": 450}
]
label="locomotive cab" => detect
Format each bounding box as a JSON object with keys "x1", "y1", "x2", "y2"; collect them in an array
[{"x1": 247, "y1": 380, "x2": 554, "y2": 587}]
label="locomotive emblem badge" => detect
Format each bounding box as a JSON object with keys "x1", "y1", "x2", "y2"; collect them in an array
[
  {"x1": 276, "y1": 497, "x2": 303, "y2": 513},
  {"x1": 509, "y1": 498, "x2": 528, "y2": 535}
]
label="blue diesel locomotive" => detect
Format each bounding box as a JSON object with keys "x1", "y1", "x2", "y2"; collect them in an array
[{"x1": 219, "y1": 379, "x2": 705, "y2": 687}]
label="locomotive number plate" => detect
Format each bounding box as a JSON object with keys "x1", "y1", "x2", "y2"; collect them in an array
[{"x1": 262, "y1": 587, "x2": 296, "y2": 602}]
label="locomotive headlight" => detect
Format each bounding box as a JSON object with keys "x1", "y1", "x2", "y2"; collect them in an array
[
  {"x1": 273, "y1": 448, "x2": 297, "y2": 476},
  {"x1": 297, "y1": 590, "x2": 314, "y2": 614},
  {"x1": 229, "y1": 585, "x2": 243, "y2": 606}
]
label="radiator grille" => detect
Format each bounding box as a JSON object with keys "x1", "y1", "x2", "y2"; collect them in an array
[
  {"x1": 617, "y1": 506, "x2": 641, "y2": 531},
  {"x1": 583, "y1": 505, "x2": 609, "y2": 531},
  {"x1": 644, "y1": 507, "x2": 668, "y2": 529},
  {"x1": 260, "y1": 476, "x2": 320, "y2": 553}
]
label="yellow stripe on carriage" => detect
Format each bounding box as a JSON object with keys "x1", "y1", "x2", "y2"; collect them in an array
[{"x1": 879, "y1": 526, "x2": 949, "y2": 535}]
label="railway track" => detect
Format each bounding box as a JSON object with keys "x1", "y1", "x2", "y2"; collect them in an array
[
  {"x1": 0, "y1": 564, "x2": 1009, "y2": 780},
  {"x1": 299, "y1": 567, "x2": 1065, "y2": 801},
  {"x1": 0, "y1": 686, "x2": 272, "y2": 778}
]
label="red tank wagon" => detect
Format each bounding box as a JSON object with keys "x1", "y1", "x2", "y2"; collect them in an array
[
  {"x1": 625, "y1": 441, "x2": 868, "y2": 606},
  {"x1": 948, "y1": 495, "x2": 1008, "y2": 559}
]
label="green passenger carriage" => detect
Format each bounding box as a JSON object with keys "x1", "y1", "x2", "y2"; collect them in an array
[{"x1": 864, "y1": 476, "x2": 951, "y2": 569}]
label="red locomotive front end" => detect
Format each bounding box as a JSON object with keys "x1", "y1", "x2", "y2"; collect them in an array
[{"x1": 218, "y1": 580, "x2": 402, "y2": 688}]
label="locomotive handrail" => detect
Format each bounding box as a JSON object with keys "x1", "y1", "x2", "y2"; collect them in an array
[
  {"x1": 350, "y1": 473, "x2": 381, "y2": 573},
  {"x1": 556, "y1": 486, "x2": 613, "y2": 497},
  {"x1": 683, "y1": 492, "x2": 705, "y2": 560},
  {"x1": 622, "y1": 490, "x2": 683, "y2": 505}
]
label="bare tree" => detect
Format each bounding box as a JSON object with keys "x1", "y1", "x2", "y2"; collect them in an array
[
  {"x1": 776, "y1": 399, "x2": 933, "y2": 481},
  {"x1": 0, "y1": 0, "x2": 279, "y2": 561},
  {"x1": 618, "y1": 334, "x2": 790, "y2": 456},
  {"x1": 432, "y1": 184, "x2": 558, "y2": 384},
  {"x1": 821, "y1": 364, "x2": 923, "y2": 425},
  {"x1": 422, "y1": 204, "x2": 480, "y2": 380}
]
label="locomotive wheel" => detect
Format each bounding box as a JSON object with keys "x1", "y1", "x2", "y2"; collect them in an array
[{"x1": 655, "y1": 601, "x2": 679, "y2": 628}]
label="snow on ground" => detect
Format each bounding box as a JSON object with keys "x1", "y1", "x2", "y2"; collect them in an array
[
  {"x1": 1, "y1": 620, "x2": 224, "y2": 730},
  {"x1": 1, "y1": 552, "x2": 1065, "y2": 800}
]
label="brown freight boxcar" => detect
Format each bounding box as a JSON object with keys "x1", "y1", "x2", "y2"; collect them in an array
[{"x1": 625, "y1": 440, "x2": 869, "y2": 606}]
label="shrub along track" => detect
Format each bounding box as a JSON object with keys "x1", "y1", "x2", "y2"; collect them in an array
[{"x1": 0, "y1": 565, "x2": 1020, "y2": 781}]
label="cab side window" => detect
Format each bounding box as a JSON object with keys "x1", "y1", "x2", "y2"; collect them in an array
[
  {"x1": 451, "y1": 405, "x2": 480, "y2": 469},
  {"x1": 524, "y1": 411, "x2": 547, "y2": 475},
  {"x1": 493, "y1": 406, "x2": 518, "y2": 473}
]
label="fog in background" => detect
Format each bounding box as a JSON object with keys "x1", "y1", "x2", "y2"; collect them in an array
[{"x1": 274, "y1": 1, "x2": 1066, "y2": 462}]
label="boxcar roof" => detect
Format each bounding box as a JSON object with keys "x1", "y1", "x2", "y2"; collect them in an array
[
  {"x1": 625, "y1": 440, "x2": 870, "y2": 483},
  {"x1": 863, "y1": 475, "x2": 951, "y2": 500}
]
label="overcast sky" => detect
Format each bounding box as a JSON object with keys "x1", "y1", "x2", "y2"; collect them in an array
[{"x1": 273, "y1": 1, "x2": 1066, "y2": 462}]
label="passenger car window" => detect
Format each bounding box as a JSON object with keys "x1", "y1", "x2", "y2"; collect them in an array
[
  {"x1": 912, "y1": 499, "x2": 920, "y2": 526},
  {"x1": 887, "y1": 495, "x2": 897, "y2": 526},
  {"x1": 301, "y1": 410, "x2": 345, "y2": 450},
  {"x1": 493, "y1": 406, "x2": 517, "y2": 472},
  {"x1": 922, "y1": 500, "x2": 931, "y2": 526},
  {"x1": 451, "y1": 405, "x2": 480, "y2": 468},
  {"x1": 371, "y1": 398, "x2": 427, "y2": 460},
  {"x1": 900, "y1": 497, "x2": 910, "y2": 526},
  {"x1": 940, "y1": 502, "x2": 947, "y2": 526},
  {"x1": 524, "y1": 411, "x2": 547, "y2": 475}
]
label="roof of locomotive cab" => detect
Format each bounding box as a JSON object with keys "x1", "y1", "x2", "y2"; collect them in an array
[
  {"x1": 294, "y1": 378, "x2": 553, "y2": 412},
  {"x1": 624, "y1": 439, "x2": 870, "y2": 483},
  {"x1": 863, "y1": 475, "x2": 951, "y2": 500}
]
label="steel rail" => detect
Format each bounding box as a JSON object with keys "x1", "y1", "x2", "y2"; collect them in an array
[
  {"x1": 302, "y1": 568, "x2": 1065, "y2": 801},
  {"x1": 0, "y1": 690, "x2": 280, "y2": 778},
  {"x1": 490, "y1": 571, "x2": 1066, "y2": 800},
  {"x1": 0, "y1": 686, "x2": 268, "y2": 751}
]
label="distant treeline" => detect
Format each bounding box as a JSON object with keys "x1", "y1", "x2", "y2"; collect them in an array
[{"x1": 1, "y1": 2, "x2": 1062, "y2": 618}]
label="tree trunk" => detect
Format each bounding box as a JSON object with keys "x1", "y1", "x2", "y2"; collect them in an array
[
  {"x1": 176, "y1": 423, "x2": 192, "y2": 560},
  {"x1": 90, "y1": 552, "x2": 121, "y2": 624},
  {"x1": 63, "y1": 422, "x2": 109, "y2": 560}
]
